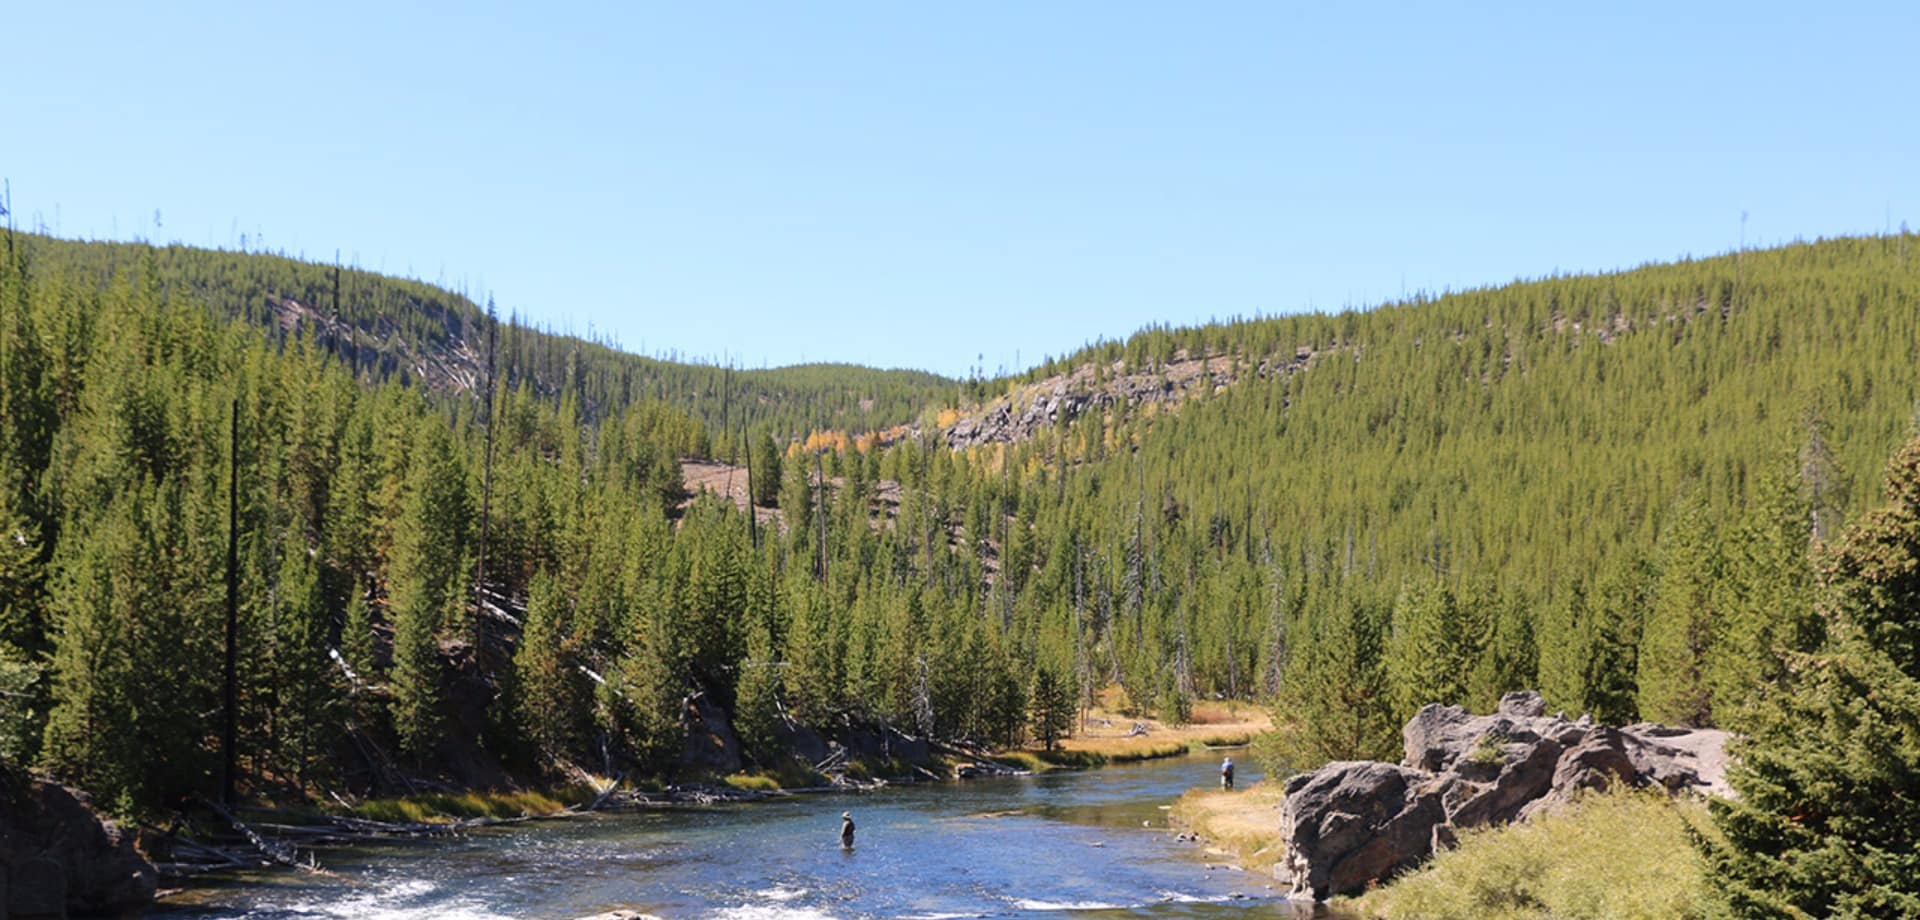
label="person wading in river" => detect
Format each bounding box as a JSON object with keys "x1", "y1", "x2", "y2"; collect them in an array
[
  {"x1": 840, "y1": 811, "x2": 856, "y2": 849},
  {"x1": 1220, "y1": 756, "x2": 1235, "y2": 790}
]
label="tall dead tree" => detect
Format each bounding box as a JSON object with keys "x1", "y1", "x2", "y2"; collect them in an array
[
  {"x1": 222, "y1": 397, "x2": 241, "y2": 806},
  {"x1": 472, "y1": 297, "x2": 499, "y2": 644}
]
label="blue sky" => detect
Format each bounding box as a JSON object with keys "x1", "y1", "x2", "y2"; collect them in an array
[{"x1": 5, "y1": 2, "x2": 1915, "y2": 378}]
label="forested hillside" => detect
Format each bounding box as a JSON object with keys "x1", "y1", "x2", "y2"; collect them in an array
[
  {"x1": 15, "y1": 234, "x2": 957, "y2": 440},
  {"x1": 2, "y1": 228, "x2": 1917, "y2": 820}
]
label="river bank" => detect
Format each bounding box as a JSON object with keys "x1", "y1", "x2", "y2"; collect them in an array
[
  {"x1": 156, "y1": 750, "x2": 1286, "y2": 918},
  {"x1": 1168, "y1": 782, "x2": 1287, "y2": 874},
  {"x1": 317, "y1": 699, "x2": 1270, "y2": 825},
  {"x1": 152, "y1": 702, "x2": 1272, "y2": 912}
]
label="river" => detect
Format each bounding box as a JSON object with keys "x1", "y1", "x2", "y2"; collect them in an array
[{"x1": 159, "y1": 751, "x2": 1336, "y2": 918}]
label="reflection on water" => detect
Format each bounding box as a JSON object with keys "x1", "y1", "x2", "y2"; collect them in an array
[{"x1": 158, "y1": 751, "x2": 1356, "y2": 919}]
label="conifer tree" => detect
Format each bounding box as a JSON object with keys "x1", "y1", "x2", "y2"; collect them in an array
[
  {"x1": 514, "y1": 569, "x2": 586, "y2": 765},
  {"x1": 1707, "y1": 469, "x2": 1816, "y2": 725},
  {"x1": 752, "y1": 432, "x2": 782, "y2": 508},
  {"x1": 733, "y1": 620, "x2": 783, "y2": 765},
  {"x1": 1705, "y1": 436, "x2": 1920, "y2": 917},
  {"x1": 1384, "y1": 582, "x2": 1472, "y2": 723},
  {"x1": 268, "y1": 549, "x2": 340, "y2": 792},
  {"x1": 1029, "y1": 663, "x2": 1073, "y2": 751},
  {"x1": 1465, "y1": 587, "x2": 1535, "y2": 712},
  {"x1": 1639, "y1": 497, "x2": 1722, "y2": 726},
  {"x1": 607, "y1": 624, "x2": 685, "y2": 776},
  {"x1": 1261, "y1": 593, "x2": 1396, "y2": 770},
  {"x1": 385, "y1": 425, "x2": 470, "y2": 760},
  {"x1": 339, "y1": 584, "x2": 382, "y2": 728}
]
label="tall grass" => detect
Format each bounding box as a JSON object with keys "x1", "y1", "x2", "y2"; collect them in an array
[
  {"x1": 1351, "y1": 790, "x2": 1712, "y2": 920},
  {"x1": 351, "y1": 788, "x2": 575, "y2": 824}
]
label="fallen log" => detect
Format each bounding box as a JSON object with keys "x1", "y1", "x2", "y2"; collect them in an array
[{"x1": 201, "y1": 799, "x2": 322, "y2": 873}]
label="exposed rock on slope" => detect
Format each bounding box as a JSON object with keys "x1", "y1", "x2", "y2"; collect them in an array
[
  {"x1": 1277, "y1": 691, "x2": 1728, "y2": 900},
  {"x1": 941, "y1": 348, "x2": 1315, "y2": 450},
  {"x1": 0, "y1": 767, "x2": 157, "y2": 917}
]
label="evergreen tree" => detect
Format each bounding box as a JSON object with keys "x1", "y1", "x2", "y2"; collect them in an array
[
  {"x1": 1261, "y1": 592, "x2": 1396, "y2": 771},
  {"x1": 1707, "y1": 469, "x2": 1816, "y2": 725},
  {"x1": 267, "y1": 549, "x2": 340, "y2": 793},
  {"x1": 1705, "y1": 436, "x2": 1920, "y2": 917},
  {"x1": 1384, "y1": 582, "x2": 1473, "y2": 723},
  {"x1": 514, "y1": 569, "x2": 587, "y2": 765},
  {"x1": 607, "y1": 625, "x2": 685, "y2": 777},
  {"x1": 734, "y1": 620, "x2": 783, "y2": 766},
  {"x1": 1029, "y1": 663, "x2": 1073, "y2": 751},
  {"x1": 385, "y1": 424, "x2": 469, "y2": 760},
  {"x1": 1465, "y1": 586, "x2": 1535, "y2": 712},
  {"x1": 339, "y1": 584, "x2": 382, "y2": 729},
  {"x1": 1639, "y1": 497, "x2": 1721, "y2": 726},
  {"x1": 752, "y1": 432, "x2": 782, "y2": 508}
]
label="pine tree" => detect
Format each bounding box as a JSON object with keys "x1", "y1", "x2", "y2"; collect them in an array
[
  {"x1": 1261, "y1": 593, "x2": 1396, "y2": 771},
  {"x1": 607, "y1": 624, "x2": 685, "y2": 776},
  {"x1": 1029, "y1": 663, "x2": 1073, "y2": 751},
  {"x1": 1638, "y1": 497, "x2": 1721, "y2": 726},
  {"x1": 1707, "y1": 469, "x2": 1816, "y2": 726},
  {"x1": 733, "y1": 620, "x2": 783, "y2": 765},
  {"x1": 1465, "y1": 586, "x2": 1535, "y2": 712},
  {"x1": 339, "y1": 585, "x2": 382, "y2": 728},
  {"x1": 1704, "y1": 436, "x2": 1920, "y2": 917},
  {"x1": 268, "y1": 549, "x2": 340, "y2": 793},
  {"x1": 384, "y1": 424, "x2": 469, "y2": 760},
  {"x1": 1384, "y1": 582, "x2": 1472, "y2": 723},
  {"x1": 752, "y1": 433, "x2": 782, "y2": 508},
  {"x1": 514, "y1": 569, "x2": 586, "y2": 765}
]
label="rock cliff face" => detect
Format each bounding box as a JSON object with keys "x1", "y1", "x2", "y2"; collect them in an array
[
  {"x1": 0, "y1": 767, "x2": 157, "y2": 918},
  {"x1": 1277, "y1": 691, "x2": 1729, "y2": 900}
]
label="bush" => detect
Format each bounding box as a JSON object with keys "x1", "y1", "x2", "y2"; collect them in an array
[{"x1": 1353, "y1": 790, "x2": 1711, "y2": 920}]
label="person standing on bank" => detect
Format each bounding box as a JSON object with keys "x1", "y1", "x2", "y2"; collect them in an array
[
  {"x1": 840, "y1": 811, "x2": 856, "y2": 849},
  {"x1": 1220, "y1": 756, "x2": 1235, "y2": 790}
]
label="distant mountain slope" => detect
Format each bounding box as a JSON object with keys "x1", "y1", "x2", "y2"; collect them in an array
[{"x1": 14, "y1": 234, "x2": 957, "y2": 440}]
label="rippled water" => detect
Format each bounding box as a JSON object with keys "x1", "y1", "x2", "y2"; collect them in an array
[{"x1": 160, "y1": 751, "x2": 1337, "y2": 918}]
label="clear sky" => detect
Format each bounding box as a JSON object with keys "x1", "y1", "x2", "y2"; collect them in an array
[{"x1": 5, "y1": 2, "x2": 1915, "y2": 378}]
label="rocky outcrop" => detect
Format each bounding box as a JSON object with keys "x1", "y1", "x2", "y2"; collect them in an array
[
  {"x1": 0, "y1": 767, "x2": 157, "y2": 917},
  {"x1": 1277, "y1": 691, "x2": 1729, "y2": 900},
  {"x1": 1277, "y1": 762, "x2": 1447, "y2": 900}
]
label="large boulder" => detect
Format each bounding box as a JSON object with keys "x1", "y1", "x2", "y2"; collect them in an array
[
  {"x1": 1278, "y1": 762, "x2": 1447, "y2": 900},
  {"x1": 679, "y1": 692, "x2": 744, "y2": 774},
  {"x1": 0, "y1": 767, "x2": 157, "y2": 918},
  {"x1": 1277, "y1": 692, "x2": 1732, "y2": 900},
  {"x1": 1401, "y1": 692, "x2": 1591, "y2": 774}
]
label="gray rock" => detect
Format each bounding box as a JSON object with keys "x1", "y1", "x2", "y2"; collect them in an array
[
  {"x1": 1445, "y1": 734, "x2": 1563, "y2": 829},
  {"x1": 0, "y1": 768, "x2": 157, "y2": 917},
  {"x1": 1497, "y1": 690, "x2": 1549, "y2": 718},
  {"x1": 678, "y1": 692, "x2": 743, "y2": 774},
  {"x1": 1277, "y1": 761, "x2": 1446, "y2": 899},
  {"x1": 1279, "y1": 691, "x2": 1734, "y2": 901}
]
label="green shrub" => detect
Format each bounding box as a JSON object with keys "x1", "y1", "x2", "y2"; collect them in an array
[
  {"x1": 722, "y1": 772, "x2": 781, "y2": 792},
  {"x1": 1465, "y1": 732, "x2": 1508, "y2": 766},
  {"x1": 1353, "y1": 790, "x2": 1711, "y2": 920}
]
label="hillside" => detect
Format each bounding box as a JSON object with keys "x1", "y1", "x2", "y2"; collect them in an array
[
  {"x1": 12, "y1": 234, "x2": 958, "y2": 441},
  {"x1": 4, "y1": 227, "x2": 1919, "y2": 838}
]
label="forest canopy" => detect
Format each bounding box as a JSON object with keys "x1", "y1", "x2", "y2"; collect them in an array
[{"x1": 2, "y1": 228, "x2": 1918, "y2": 821}]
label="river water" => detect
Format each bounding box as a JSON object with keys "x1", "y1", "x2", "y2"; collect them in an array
[{"x1": 161, "y1": 752, "x2": 1334, "y2": 919}]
